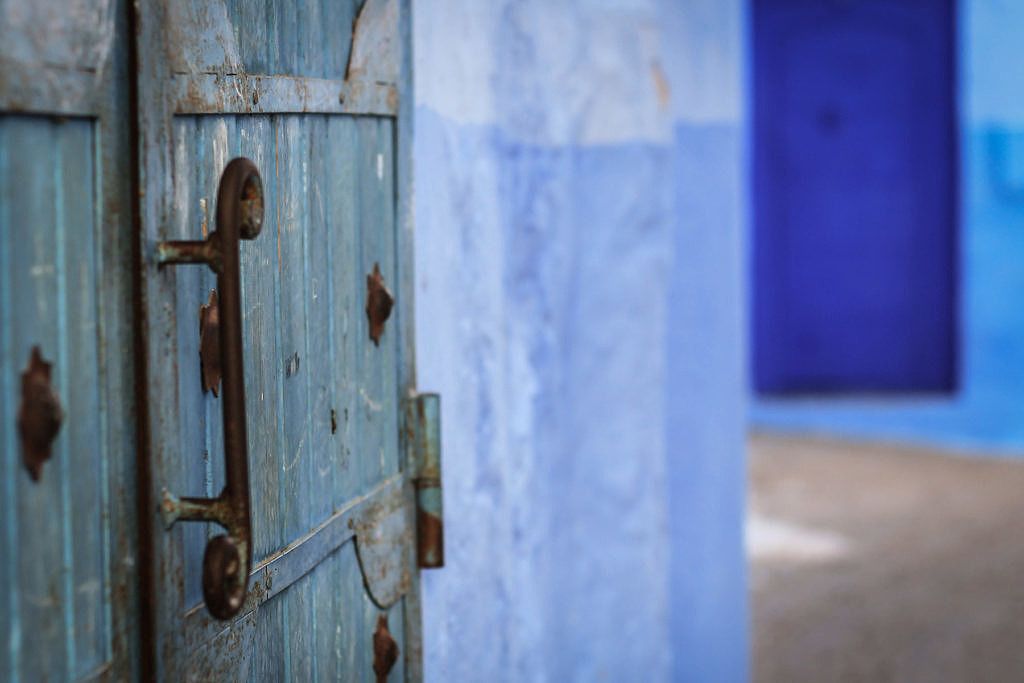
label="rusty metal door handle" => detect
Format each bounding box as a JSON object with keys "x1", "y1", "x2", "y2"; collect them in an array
[{"x1": 156, "y1": 157, "x2": 263, "y2": 620}]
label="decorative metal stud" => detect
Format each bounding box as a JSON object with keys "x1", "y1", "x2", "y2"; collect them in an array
[
  {"x1": 365, "y1": 262, "x2": 394, "y2": 346},
  {"x1": 373, "y1": 613, "x2": 399, "y2": 683},
  {"x1": 17, "y1": 346, "x2": 64, "y2": 481},
  {"x1": 199, "y1": 289, "x2": 221, "y2": 396}
]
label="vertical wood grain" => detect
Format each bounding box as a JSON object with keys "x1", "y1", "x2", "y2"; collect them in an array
[
  {"x1": 0, "y1": 116, "x2": 17, "y2": 683},
  {"x1": 0, "y1": 116, "x2": 114, "y2": 680},
  {"x1": 219, "y1": 0, "x2": 361, "y2": 79},
  {"x1": 12, "y1": 119, "x2": 68, "y2": 683},
  {"x1": 172, "y1": 116, "x2": 210, "y2": 608},
  {"x1": 58, "y1": 118, "x2": 107, "y2": 677},
  {"x1": 356, "y1": 117, "x2": 401, "y2": 493}
]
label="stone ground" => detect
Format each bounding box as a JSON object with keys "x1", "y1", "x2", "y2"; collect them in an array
[{"x1": 749, "y1": 433, "x2": 1024, "y2": 683}]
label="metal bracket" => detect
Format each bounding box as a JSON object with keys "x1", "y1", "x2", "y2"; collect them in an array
[{"x1": 406, "y1": 393, "x2": 444, "y2": 568}]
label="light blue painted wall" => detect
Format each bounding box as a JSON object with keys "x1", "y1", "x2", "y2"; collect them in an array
[
  {"x1": 665, "y1": 2, "x2": 749, "y2": 681},
  {"x1": 752, "y1": 0, "x2": 1024, "y2": 455},
  {"x1": 413, "y1": 0, "x2": 748, "y2": 681}
]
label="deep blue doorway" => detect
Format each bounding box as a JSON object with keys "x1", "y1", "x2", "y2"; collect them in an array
[{"x1": 753, "y1": 0, "x2": 957, "y2": 394}]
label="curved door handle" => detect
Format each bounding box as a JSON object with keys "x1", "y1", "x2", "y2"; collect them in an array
[{"x1": 156, "y1": 157, "x2": 263, "y2": 620}]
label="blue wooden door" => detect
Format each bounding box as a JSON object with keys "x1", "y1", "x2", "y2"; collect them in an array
[
  {"x1": 0, "y1": 2, "x2": 140, "y2": 680},
  {"x1": 753, "y1": 0, "x2": 957, "y2": 393},
  {"x1": 135, "y1": 1, "x2": 423, "y2": 679}
]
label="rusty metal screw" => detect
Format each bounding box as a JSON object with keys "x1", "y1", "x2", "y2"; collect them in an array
[
  {"x1": 366, "y1": 262, "x2": 394, "y2": 346},
  {"x1": 373, "y1": 614, "x2": 399, "y2": 682}
]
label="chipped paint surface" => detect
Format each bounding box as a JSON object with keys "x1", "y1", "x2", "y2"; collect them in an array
[
  {"x1": 354, "y1": 480, "x2": 414, "y2": 608},
  {"x1": 162, "y1": 0, "x2": 398, "y2": 116}
]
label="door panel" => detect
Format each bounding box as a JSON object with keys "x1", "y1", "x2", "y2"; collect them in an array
[
  {"x1": 165, "y1": 0, "x2": 362, "y2": 79},
  {"x1": 168, "y1": 114, "x2": 403, "y2": 678},
  {"x1": 753, "y1": 0, "x2": 957, "y2": 393},
  {"x1": 0, "y1": 2, "x2": 136, "y2": 680},
  {"x1": 137, "y1": 1, "x2": 419, "y2": 679},
  {"x1": 1, "y1": 116, "x2": 106, "y2": 680}
]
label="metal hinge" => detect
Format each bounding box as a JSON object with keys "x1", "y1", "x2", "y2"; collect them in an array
[{"x1": 406, "y1": 393, "x2": 444, "y2": 568}]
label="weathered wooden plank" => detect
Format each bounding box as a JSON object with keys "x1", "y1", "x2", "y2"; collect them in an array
[
  {"x1": 163, "y1": 1, "x2": 242, "y2": 75},
  {"x1": 246, "y1": 598, "x2": 287, "y2": 682},
  {"x1": 273, "y1": 114, "x2": 314, "y2": 680},
  {"x1": 304, "y1": 115, "x2": 335, "y2": 529},
  {"x1": 164, "y1": 0, "x2": 397, "y2": 115},
  {"x1": 304, "y1": 114, "x2": 333, "y2": 679},
  {"x1": 92, "y1": 4, "x2": 139, "y2": 677},
  {"x1": 327, "y1": 0, "x2": 360, "y2": 78},
  {"x1": 338, "y1": 543, "x2": 367, "y2": 680},
  {"x1": 298, "y1": 0, "x2": 325, "y2": 80},
  {"x1": 58, "y1": 118, "x2": 109, "y2": 677},
  {"x1": 275, "y1": 116, "x2": 312, "y2": 543},
  {"x1": 10, "y1": 117, "x2": 68, "y2": 682},
  {"x1": 230, "y1": 0, "x2": 268, "y2": 75},
  {"x1": 0, "y1": 3, "x2": 136, "y2": 679},
  {"x1": 394, "y1": 0, "x2": 417, "y2": 424},
  {"x1": 0, "y1": 60, "x2": 103, "y2": 116},
  {"x1": 136, "y1": 0, "x2": 188, "y2": 673},
  {"x1": 316, "y1": 114, "x2": 359, "y2": 679},
  {"x1": 239, "y1": 540, "x2": 409, "y2": 681},
  {"x1": 263, "y1": 0, "x2": 282, "y2": 80},
  {"x1": 236, "y1": 115, "x2": 284, "y2": 564},
  {"x1": 165, "y1": 0, "x2": 362, "y2": 80},
  {"x1": 172, "y1": 116, "x2": 212, "y2": 608},
  {"x1": 276, "y1": 1, "x2": 299, "y2": 79},
  {"x1": 357, "y1": 117, "x2": 401, "y2": 492},
  {"x1": 185, "y1": 609, "x2": 257, "y2": 682},
  {"x1": 0, "y1": 116, "x2": 17, "y2": 682},
  {"x1": 268, "y1": 117, "x2": 307, "y2": 679},
  {"x1": 0, "y1": 121, "x2": 122, "y2": 680},
  {"x1": 237, "y1": 114, "x2": 289, "y2": 678},
  {"x1": 170, "y1": 73, "x2": 396, "y2": 116},
  {"x1": 337, "y1": 545, "x2": 371, "y2": 680},
  {"x1": 182, "y1": 474, "x2": 410, "y2": 647},
  {"x1": 326, "y1": 117, "x2": 361, "y2": 504}
]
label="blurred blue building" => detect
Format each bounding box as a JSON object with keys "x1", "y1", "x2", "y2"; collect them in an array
[{"x1": 752, "y1": 1, "x2": 1024, "y2": 454}]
